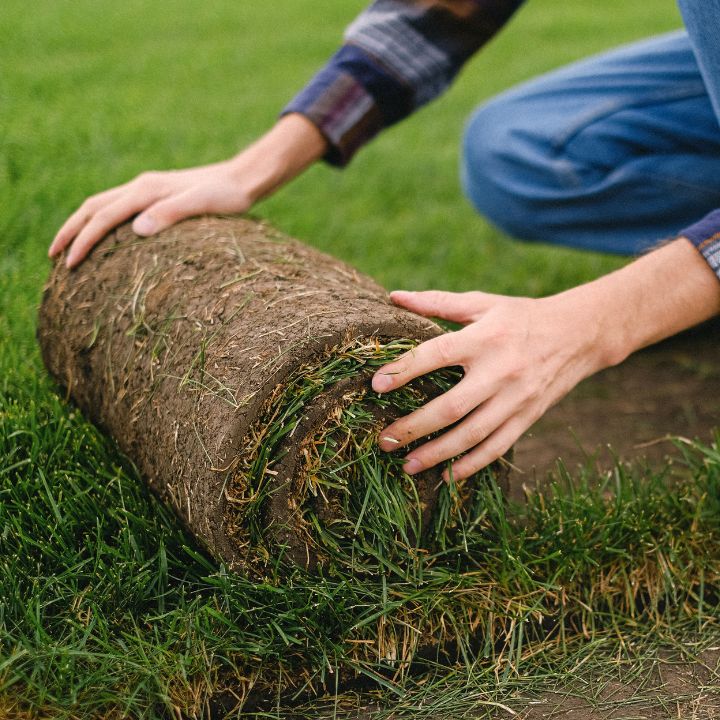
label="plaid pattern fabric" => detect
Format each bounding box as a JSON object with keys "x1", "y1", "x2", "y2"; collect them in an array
[
  {"x1": 283, "y1": 0, "x2": 525, "y2": 166},
  {"x1": 681, "y1": 210, "x2": 720, "y2": 277}
]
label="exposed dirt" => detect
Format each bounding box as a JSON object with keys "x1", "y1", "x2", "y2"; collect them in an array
[
  {"x1": 516, "y1": 647, "x2": 720, "y2": 719},
  {"x1": 343, "y1": 648, "x2": 720, "y2": 719},
  {"x1": 510, "y1": 318, "x2": 720, "y2": 501}
]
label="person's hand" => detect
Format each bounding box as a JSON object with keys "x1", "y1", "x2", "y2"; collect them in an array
[
  {"x1": 50, "y1": 161, "x2": 260, "y2": 268},
  {"x1": 372, "y1": 239, "x2": 720, "y2": 481},
  {"x1": 372, "y1": 289, "x2": 608, "y2": 480},
  {"x1": 49, "y1": 113, "x2": 327, "y2": 268}
]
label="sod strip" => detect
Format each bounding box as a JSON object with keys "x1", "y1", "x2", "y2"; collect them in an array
[{"x1": 37, "y1": 216, "x2": 507, "y2": 575}]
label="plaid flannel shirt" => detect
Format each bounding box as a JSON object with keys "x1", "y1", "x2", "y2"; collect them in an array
[{"x1": 282, "y1": 0, "x2": 720, "y2": 281}]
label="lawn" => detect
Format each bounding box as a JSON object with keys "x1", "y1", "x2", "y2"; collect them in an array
[{"x1": 3, "y1": 0, "x2": 720, "y2": 718}]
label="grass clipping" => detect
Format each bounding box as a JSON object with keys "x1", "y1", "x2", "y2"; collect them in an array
[{"x1": 37, "y1": 216, "x2": 507, "y2": 582}]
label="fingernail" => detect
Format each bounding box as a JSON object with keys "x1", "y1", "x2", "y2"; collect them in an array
[
  {"x1": 133, "y1": 215, "x2": 157, "y2": 235},
  {"x1": 403, "y1": 458, "x2": 423, "y2": 475},
  {"x1": 380, "y1": 435, "x2": 400, "y2": 450},
  {"x1": 372, "y1": 374, "x2": 392, "y2": 393}
]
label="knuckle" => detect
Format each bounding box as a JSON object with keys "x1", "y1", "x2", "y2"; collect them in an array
[
  {"x1": 448, "y1": 461, "x2": 472, "y2": 482},
  {"x1": 80, "y1": 195, "x2": 100, "y2": 213},
  {"x1": 391, "y1": 352, "x2": 413, "y2": 378},
  {"x1": 432, "y1": 334, "x2": 456, "y2": 365},
  {"x1": 71, "y1": 233, "x2": 92, "y2": 254},
  {"x1": 485, "y1": 429, "x2": 515, "y2": 464},
  {"x1": 488, "y1": 328, "x2": 509, "y2": 349},
  {"x1": 497, "y1": 437, "x2": 514, "y2": 458},
  {"x1": 135, "y1": 171, "x2": 160, "y2": 188},
  {"x1": 92, "y1": 208, "x2": 114, "y2": 226},
  {"x1": 504, "y1": 358, "x2": 527, "y2": 383},
  {"x1": 443, "y1": 393, "x2": 471, "y2": 423},
  {"x1": 454, "y1": 453, "x2": 486, "y2": 479},
  {"x1": 391, "y1": 424, "x2": 414, "y2": 445},
  {"x1": 522, "y1": 381, "x2": 542, "y2": 404},
  {"x1": 416, "y1": 446, "x2": 444, "y2": 470},
  {"x1": 147, "y1": 200, "x2": 168, "y2": 219},
  {"x1": 505, "y1": 365, "x2": 523, "y2": 383},
  {"x1": 154, "y1": 198, "x2": 177, "y2": 218},
  {"x1": 482, "y1": 442, "x2": 508, "y2": 468}
]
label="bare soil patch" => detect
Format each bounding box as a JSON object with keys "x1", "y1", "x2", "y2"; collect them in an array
[
  {"x1": 517, "y1": 648, "x2": 720, "y2": 719},
  {"x1": 505, "y1": 320, "x2": 720, "y2": 718}
]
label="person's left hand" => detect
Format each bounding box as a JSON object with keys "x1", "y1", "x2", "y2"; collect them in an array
[{"x1": 372, "y1": 289, "x2": 609, "y2": 480}]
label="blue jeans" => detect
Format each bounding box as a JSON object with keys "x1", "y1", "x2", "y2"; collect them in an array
[{"x1": 461, "y1": 1, "x2": 720, "y2": 255}]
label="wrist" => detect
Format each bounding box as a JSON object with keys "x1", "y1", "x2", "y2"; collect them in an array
[
  {"x1": 548, "y1": 238, "x2": 720, "y2": 373},
  {"x1": 228, "y1": 114, "x2": 327, "y2": 204},
  {"x1": 550, "y1": 282, "x2": 633, "y2": 373}
]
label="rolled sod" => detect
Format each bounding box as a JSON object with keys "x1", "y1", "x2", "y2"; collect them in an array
[{"x1": 38, "y1": 216, "x2": 508, "y2": 577}]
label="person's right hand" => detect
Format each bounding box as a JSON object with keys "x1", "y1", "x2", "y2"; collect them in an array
[{"x1": 49, "y1": 113, "x2": 328, "y2": 268}]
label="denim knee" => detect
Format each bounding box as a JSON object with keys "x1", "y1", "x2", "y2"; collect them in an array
[
  {"x1": 461, "y1": 31, "x2": 720, "y2": 254},
  {"x1": 460, "y1": 98, "x2": 559, "y2": 243}
]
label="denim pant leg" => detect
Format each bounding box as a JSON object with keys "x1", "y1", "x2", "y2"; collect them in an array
[
  {"x1": 679, "y1": 0, "x2": 720, "y2": 121},
  {"x1": 461, "y1": 31, "x2": 720, "y2": 255}
]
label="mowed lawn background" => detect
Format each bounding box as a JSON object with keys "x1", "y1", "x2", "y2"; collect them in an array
[
  {"x1": 2, "y1": 0, "x2": 686, "y2": 329},
  {"x1": 3, "y1": 0, "x2": 710, "y2": 718}
]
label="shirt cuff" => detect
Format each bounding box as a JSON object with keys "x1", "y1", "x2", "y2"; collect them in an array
[
  {"x1": 281, "y1": 45, "x2": 413, "y2": 167},
  {"x1": 680, "y1": 209, "x2": 720, "y2": 281}
]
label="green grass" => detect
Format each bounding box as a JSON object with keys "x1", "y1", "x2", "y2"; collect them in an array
[
  {"x1": 227, "y1": 338, "x2": 469, "y2": 575},
  {"x1": 5, "y1": 0, "x2": 719, "y2": 718}
]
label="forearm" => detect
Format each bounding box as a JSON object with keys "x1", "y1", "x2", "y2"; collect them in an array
[
  {"x1": 554, "y1": 238, "x2": 720, "y2": 373},
  {"x1": 228, "y1": 113, "x2": 328, "y2": 204}
]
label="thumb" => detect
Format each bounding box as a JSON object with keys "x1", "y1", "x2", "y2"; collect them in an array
[{"x1": 390, "y1": 289, "x2": 496, "y2": 323}]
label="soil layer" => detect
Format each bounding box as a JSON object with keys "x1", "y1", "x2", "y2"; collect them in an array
[{"x1": 37, "y1": 216, "x2": 504, "y2": 572}]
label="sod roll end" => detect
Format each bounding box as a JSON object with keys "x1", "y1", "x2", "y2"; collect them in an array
[{"x1": 38, "y1": 216, "x2": 509, "y2": 576}]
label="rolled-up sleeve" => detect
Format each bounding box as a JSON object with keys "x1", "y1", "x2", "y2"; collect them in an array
[
  {"x1": 282, "y1": 0, "x2": 526, "y2": 166},
  {"x1": 681, "y1": 209, "x2": 720, "y2": 281}
]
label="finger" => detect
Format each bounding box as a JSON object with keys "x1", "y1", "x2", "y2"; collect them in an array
[
  {"x1": 379, "y1": 378, "x2": 492, "y2": 451},
  {"x1": 132, "y1": 189, "x2": 212, "y2": 236},
  {"x1": 65, "y1": 192, "x2": 163, "y2": 268},
  {"x1": 442, "y1": 417, "x2": 524, "y2": 481},
  {"x1": 372, "y1": 332, "x2": 464, "y2": 393},
  {"x1": 49, "y1": 187, "x2": 125, "y2": 257},
  {"x1": 401, "y1": 396, "x2": 511, "y2": 475},
  {"x1": 389, "y1": 290, "x2": 496, "y2": 324}
]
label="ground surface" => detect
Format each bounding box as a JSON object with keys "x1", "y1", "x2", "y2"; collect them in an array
[
  {"x1": 518, "y1": 649, "x2": 720, "y2": 719},
  {"x1": 505, "y1": 321, "x2": 720, "y2": 719},
  {"x1": 3, "y1": 1, "x2": 719, "y2": 718}
]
